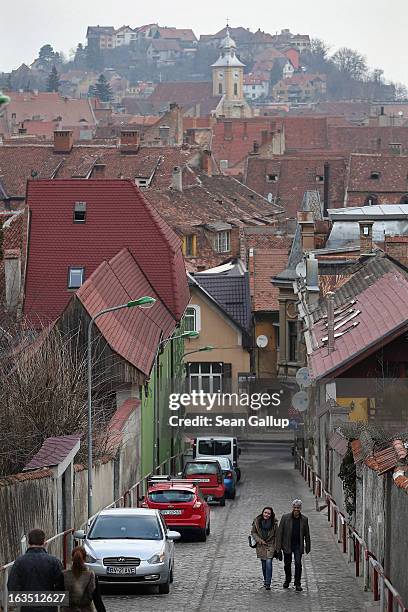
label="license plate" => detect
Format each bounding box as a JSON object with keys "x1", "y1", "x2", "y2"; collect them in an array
[
  {"x1": 106, "y1": 566, "x2": 137, "y2": 575},
  {"x1": 195, "y1": 478, "x2": 210, "y2": 482},
  {"x1": 161, "y1": 509, "x2": 183, "y2": 515}
]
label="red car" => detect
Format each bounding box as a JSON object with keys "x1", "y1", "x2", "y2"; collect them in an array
[
  {"x1": 182, "y1": 460, "x2": 226, "y2": 506},
  {"x1": 142, "y1": 478, "x2": 211, "y2": 542}
]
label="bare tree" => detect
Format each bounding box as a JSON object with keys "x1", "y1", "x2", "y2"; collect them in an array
[
  {"x1": 332, "y1": 47, "x2": 368, "y2": 80},
  {"x1": 0, "y1": 325, "x2": 113, "y2": 476}
]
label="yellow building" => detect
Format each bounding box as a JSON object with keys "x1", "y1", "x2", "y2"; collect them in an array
[{"x1": 211, "y1": 28, "x2": 252, "y2": 118}]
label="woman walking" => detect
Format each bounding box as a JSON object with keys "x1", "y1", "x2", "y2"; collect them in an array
[
  {"x1": 62, "y1": 546, "x2": 106, "y2": 612},
  {"x1": 251, "y1": 506, "x2": 280, "y2": 590}
]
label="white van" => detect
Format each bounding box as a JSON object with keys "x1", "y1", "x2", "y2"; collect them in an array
[{"x1": 192, "y1": 436, "x2": 241, "y2": 480}]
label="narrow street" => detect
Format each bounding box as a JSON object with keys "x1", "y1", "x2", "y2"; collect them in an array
[{"x1": 104, "y1": 443, "x2": 368, "y2": 612}]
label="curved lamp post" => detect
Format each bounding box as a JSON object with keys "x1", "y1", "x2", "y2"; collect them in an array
[
  {"x1": 87, "y1": 296, "x2": 156, "y2": 518},
  {"x1": 153, "y1": 330, "x2": 199, "y2": 470},
  {"x1": 182, "y1": 345, "x2": 214, "y2": 359}
]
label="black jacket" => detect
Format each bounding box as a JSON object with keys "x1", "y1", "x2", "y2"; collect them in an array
[
  {"x1": 7, "y1": 547, "x2": 63, "y2": 612},
  {"x1": 276, "y1": 512, "x2": 311, "y2": 555}
]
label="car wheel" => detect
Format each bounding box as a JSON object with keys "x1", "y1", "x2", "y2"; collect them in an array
[
  {"x1": 198, "y1": 527, "x2": 207, "y2": 542},
  {"x1": 230, "y1": 488, "x2": 236, "y2": 499},
  {"x1": 219, "y1": 496, "x2": 226, "y2": 507},
  {"x1": 236, "y1": 469, "x2": 241, "y2": 482},
  {"x1": 206, "y1": 519, "x2": 211, "y2": 535},
  {"x1": 159, "y1": 580, "x2": 170, "y2": 594}
]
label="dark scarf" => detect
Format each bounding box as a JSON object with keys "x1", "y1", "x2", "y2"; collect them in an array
[{"x1": 259, "y1": 517, "x2": 273, "y2": 540}]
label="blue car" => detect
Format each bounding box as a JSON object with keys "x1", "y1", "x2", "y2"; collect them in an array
[{"x1": 200, "y1": 456, "x2": 237, "y2": 499}]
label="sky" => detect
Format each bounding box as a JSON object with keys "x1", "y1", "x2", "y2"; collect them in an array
[{"x1": 1, "y1": 0, "x2": 407, "y2": 85}]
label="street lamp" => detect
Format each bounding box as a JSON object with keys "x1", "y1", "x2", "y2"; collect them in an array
[
  {"x1": 87, "y1": 296, "x2": 156, "y2": 518},
  {"x1": 153, "y1": 330, "x2": 199, "y2": 470},
  {"x1": 182, "y1": 345, "x2": 214, "y2": 358},
  {"x1": 0, "y1": 93, "x2": 10, "y2": 108}
]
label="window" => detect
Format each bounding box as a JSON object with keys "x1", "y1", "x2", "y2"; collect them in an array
[
  {"x1": 315, "y1": 175, "x2": 324, "y2": 183},
  {"x1": 73, "y1": 201, "x2": 86, "y2": 223},
  {"x1": 365, "y1": 194, "x2": 378, "y2": 206},
  {"x1": 234, "y1": 72, "x2": 239, "y2": 79},
  {"x1": 218, "y1": 83, "x2": 223, "y2": 94},
  {"x1": 184, "y1": 305, "x2": 200, "y2": 332},
  {"x1": 189, "y1": 362, "x2": 223, "y2": 393},
  {"x1": 68, "y1": 267, "x2": 84, "y2": 289},
  {"x1": 182, "y1": 234, "x2": 197, "y2": 257},
  {"x1": 288, "y1": 321, "x2": 298, "y2": 362},
  {"x1": 400, "y1": 195, "x2": 408, "y2": 204},
  {"x1": 218, "y1": 72, "x2": 224, "y2": 79},
  {"x1": 370, "y1": 171, "x2": 380, "y2": 180},
  {"x1": 267, "y1": 173, "x2": 279, "y2": 182},
  {"x1": 234, "y1": 83, "x2": 238, "y2": 96},
  {"x1": 214, "y1": 230, "x2": 231, "y2": 253}
]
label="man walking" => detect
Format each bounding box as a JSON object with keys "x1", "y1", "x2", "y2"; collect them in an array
[
  {"x1": 277, "y1": 499, "x2": 311, "y2": 592},
  {"x1": 7, "y1": 528, "x2": 63, "y2": 611}
]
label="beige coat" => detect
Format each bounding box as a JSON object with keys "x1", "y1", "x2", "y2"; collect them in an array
[
  {"x1": 251, "y1": 515, "x2": 278, "y2": 560},
  {"x1": 61, "y1": 569, "x2": 96, "y2": 612}
]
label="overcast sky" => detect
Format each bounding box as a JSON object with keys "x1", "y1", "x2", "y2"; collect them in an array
[{"x1": 1, "y1": 0, "x2": 407, "y2": 84}]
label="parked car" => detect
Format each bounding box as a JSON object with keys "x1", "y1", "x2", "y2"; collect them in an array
[
  {"x1": 73, "y1": 508, "x2": 180, "y2": 593},
  {"x1": 192, "y1": 436, "x2": 242, "y2": 480},
  {"x1": 141, "y1": 477, "x2": 211, "y2": 542},
  {"x1": 182, "y1": 459, "x2": 226, "y2": 506},
  {"x1": 199, "y1": 456, "x2": 237, "y2": 499}
]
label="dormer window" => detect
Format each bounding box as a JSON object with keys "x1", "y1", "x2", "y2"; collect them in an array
[
  {"x1": 267, "y1": 173, "x2": 279, "y2": 182},
  {"x1": 315, "y1": 175, "x2": 324, "y2": 183},
  {"x1": 214, "y1": 230, "x2": 231, "y2": 253},
  {"x1": 68, "y1": 267, "x2": 84, "y2": 289},
  {"x1": 370, "y1": 171, "x2": 380, "y2": 180},
  {"x1": 74, "y1": 201, "x2": 86, "y2": 223}
]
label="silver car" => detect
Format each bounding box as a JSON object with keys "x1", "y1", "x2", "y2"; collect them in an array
[{"x1": 74, "y1": 508, "x2": 180, "y2": 593}]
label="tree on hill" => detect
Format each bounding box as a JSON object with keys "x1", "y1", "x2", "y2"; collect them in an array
[
  {"x1": 94, "y1": 74, "x2": 113, "y2": 102},
  {"x1": 46, "y1": 66, "x2": 60, "y2": 92},
  {"x1": 74, "y1": 43, "x2": 87, "y2": 68},
  {"x1": 39, "y1": 43, "x2": 56, "y2": 62},
  {"x1": 332, "y1": 47, "x2": 367, "y2": 80}
]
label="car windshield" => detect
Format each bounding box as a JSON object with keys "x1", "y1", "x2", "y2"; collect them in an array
[
  {"x1": 199, "y1": 456, "x2": 230, "y2": 469},
  {"x1": 185, "y1": 462, "x2": 218, "y2": 475},
  {"x1": 198, "y1": 440, "x2": 231, "y2": 455},
  {"x1": 88, "y1": 515, "x2": 162, "y2": 540},
  {"x1": 149, "y1": 490, "x2": 195, "y2": 503}
]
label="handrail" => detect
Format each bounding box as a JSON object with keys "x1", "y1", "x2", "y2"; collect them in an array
[{"x1": 295, "y1": 450, "x2": 408, "y2": 612}]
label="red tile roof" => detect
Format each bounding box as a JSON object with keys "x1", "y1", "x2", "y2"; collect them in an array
[
  {"x1": 24, "y1": 435, "x2": 80, "y2": 470},
  {"x1": 149, "y1": 82, "x2": 213, "y2": 110},
  {"x1": 23, "y1": 179, "x2": 189, "y2": 324},
  {"x1": 347, "y1": 154, "x2": 408, "y2": 193},
  {"x1": 328, "y1": 431, "x2": 349, "y2": 457},
  {"x1": 252, "y1": 248, "x2": 289, "y2": 311},
  {"x1": 308, "y1": 256, "x2": 408, "y2": 380},
  {"x1": 77, "y1": 249, "x2": 176, "y2": 375}
]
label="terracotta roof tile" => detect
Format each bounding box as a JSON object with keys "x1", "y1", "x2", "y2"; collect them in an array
[
  {"x1": 252, "y1": 248, "x2": 289, "y2": 311},
  {"x1": 24, "y1": 435, "x2": 80, "y2": 470}
]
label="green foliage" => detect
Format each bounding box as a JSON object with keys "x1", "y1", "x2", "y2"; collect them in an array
[
  {"x1": 39, "y1": 44, "x2": 55, "y2": 61},
  {"x1": 46, "y1": 66, "x2": 60, "y2": 92},
  {"x1": 338, "y1": 446, "x2": 356, "y2": 516},
  {"x1": 94, "y1": 74, "x2": 114, "y2": 102}
]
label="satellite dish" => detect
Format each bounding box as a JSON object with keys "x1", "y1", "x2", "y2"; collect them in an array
[
  {"x1": 256, "y1": 334, "x2": 268, "y2": 348},
  {"x1": 267, "y1": 193, "x2": 273, "y2": 203},
  {"x1": 295, "y1": 261, "x2": 306, "y2": 279},
  {"x1": 292, "y1": 390, "x2": 309, "y2": 412},
  {"x1": 296, "y1": 367, "x2": 312, "y2": 388}
]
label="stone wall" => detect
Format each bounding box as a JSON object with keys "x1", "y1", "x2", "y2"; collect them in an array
[{"x1": 386, "y1": 476, "x2": 408, "y2": 605}]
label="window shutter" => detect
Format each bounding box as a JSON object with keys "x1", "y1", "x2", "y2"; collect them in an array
[{"x1": 222, "y1": 363, "x2": 232, "y2": 393}]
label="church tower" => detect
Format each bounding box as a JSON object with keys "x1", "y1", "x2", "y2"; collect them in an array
[{"x1": 211, "y1": 27, "x2": 252, "y2": 118}]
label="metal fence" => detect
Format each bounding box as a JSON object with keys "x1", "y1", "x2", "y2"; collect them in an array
[{"x1": 296, "y1": 451, "x2": 407, "y2": 612}]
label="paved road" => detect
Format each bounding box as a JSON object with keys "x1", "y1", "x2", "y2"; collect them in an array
[{"x1": 103, "y1": 443, "x2": 368, "y2": 612}]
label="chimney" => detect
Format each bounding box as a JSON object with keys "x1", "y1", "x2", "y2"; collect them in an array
[
  {"x1": 323, "y1": 162, "x2": 330, "y2": 217},
  {"x1": 358, "y1": 220, "x2": 374, "y2": 254},
  {"x1": 53, "y1": 130, "x2": 73, "y2": 153},
  {"x1": 4, "y1": 248, "x2": 21, "y2": 311},
  {"x1": 92, "y1": 163, "x2": 106, "y2": 178},
  {"x1": 171, "y1": 166, "x2": 183, "y2": 192},
  {"x1": 248, "y1": 247, "x2": 255, "y2": 300},
  {"x1": 252, "y1": 140, "x2": 260, "y2": 154},
  {"x1": 224, "y1": 120, "x2": 233, "y2": 140},
  {"x1": 202, "y1": 149, "x2": 212, "y2": 177},
  {"x1": 159, "y1": 125, "x2": 170, "y2": 145},
  {"x1": 120, "y1": 129, "x2": 140, "y2": 154},
  {"x1": 306, "y1": 254, "x2": 319, "y2": 306},
  {"x1": 261, "y1": 129, "x2": 268, "y2": 146},
  {"x1": 297, "y1": 211, "x2": 315, "y2": 252},
  {"x1": 327, "y1": 291, "x2": 335, "y2": 354}
]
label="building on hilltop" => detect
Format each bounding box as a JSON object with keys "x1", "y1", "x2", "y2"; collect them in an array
[{"x1": 211, "y1": 27, "x2": 253, "y2": 119}]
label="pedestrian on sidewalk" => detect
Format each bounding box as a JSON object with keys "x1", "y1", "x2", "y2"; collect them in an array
[
  {"x1": 7, "y1": 528, "x2": 64, "y2": 612},
  {"x1": 276, "y1": 499, "x2": 311, "y2": 592},
  {"x1": 62, "y1": 546, "x2": 106, "y2": 612},
  {"x1": 250, "y1": 506, "x2": 281, "y2": 590}
]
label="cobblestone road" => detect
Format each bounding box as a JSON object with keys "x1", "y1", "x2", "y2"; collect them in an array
[{"x1": 103, "y1": 443, "x2": 368, "y2": 612}]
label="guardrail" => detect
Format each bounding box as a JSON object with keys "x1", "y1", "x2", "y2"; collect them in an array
[
  {"x1": 0, "y1": 451, "x2": 184, "y2": 612},
  {"x1": 295, "y1": 451, "x2": 407, "y2": 612}
]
